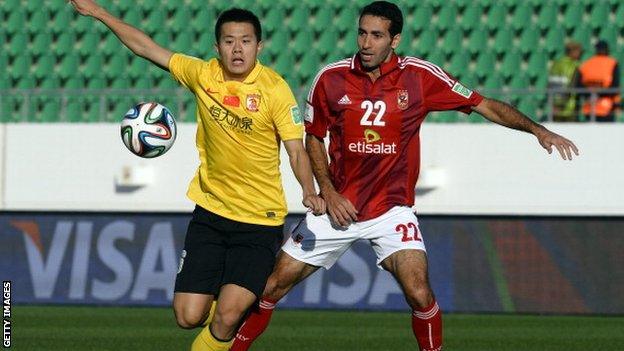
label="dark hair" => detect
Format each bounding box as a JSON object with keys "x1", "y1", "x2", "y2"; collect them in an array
[
  {"x1": 359, "y1": 1, "x2": 403, "y2": 37},
  {"x1": 215, "y1": 8, "x2": 262, "y2": 42},
  {"x1": 595, "y1": 40, "x2": 609, "y2": 55}
]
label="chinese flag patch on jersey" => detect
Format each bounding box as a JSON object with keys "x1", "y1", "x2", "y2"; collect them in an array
[{"x1": 223, "y1": 95, "x2": 240, "y2": 107}]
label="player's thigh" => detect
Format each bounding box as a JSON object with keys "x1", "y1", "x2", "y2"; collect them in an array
[
  {"x1": 281, "y1": 212, "x2": 358, "y2": 270},
  {"x1": 380, "y1": 249, "x2": 430, "y2": 287},
  {"x1": 265, "y1": 250, "x2": 320, "y2": 297},
  {"x1": 174, "y1": 206, "x2": 228, "y2": 296},
  {"x1": 380, "y1": 249, "x2": 433, "y2": 308},
  {"x1": 222, "y1": 221, "x2": 284, "y2": 299},
  {"x1": 213, "y1": 283, "x2": 259, "y2": 327}
]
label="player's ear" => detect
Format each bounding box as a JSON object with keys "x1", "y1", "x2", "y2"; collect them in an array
[
  {"x1": 391, "y1": 33, "x2": 401, "y2": 50},
  {"x1": 214, "y1": 41, "x2": 220, "y2": 56},
  {"x1": 257, "y1": 40, "x2": 264, "y2": 53}
]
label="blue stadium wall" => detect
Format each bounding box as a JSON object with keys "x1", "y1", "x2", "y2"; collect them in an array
[{"x1": 2, "y1": 212, "x2": 622, "y2": 314}]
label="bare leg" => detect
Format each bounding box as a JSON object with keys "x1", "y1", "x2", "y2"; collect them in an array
[
  {"x1": 173, "y1": 292, "x2": 216, "y2": 329},
  {"x1": 230, "y1": 251, "x2": 319, "y2": 351},
  {"x1": 263, "y1": 251, "x2": 319, "y2": 300},
  {"x1": 210, "y1": 284, "x2": 258, "y2": 340},
  {"x1": 189, "y1": 285, "x2": 259, "y2": 351},
  {"x1": 381, "y1": 249, "x2": 442, "y2": 351},
  {"x1": 381, "y1": 249, "x2": 434, "y2": 309}
]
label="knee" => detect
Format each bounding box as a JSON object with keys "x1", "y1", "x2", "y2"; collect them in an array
[
  {"x1": 404, "y1": 285, "x2": 434, "y2": 310},
  {"x1": 211, "y1": 308, "x2": 244, "y2": 333},
  {"x1": 174, "y1": 306, "x2": 205, "y2": 329}
]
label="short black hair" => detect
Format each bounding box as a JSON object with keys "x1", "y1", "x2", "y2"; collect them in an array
[
  {"x1": 359, "y1": 1, "x2": 403, "y2": 37},
  {"x1": 595, "y1": 40, "x2": 609, "y2": 54},
  {"x1": 215, "y1": 8, "x2": 262, "y2": 43}
]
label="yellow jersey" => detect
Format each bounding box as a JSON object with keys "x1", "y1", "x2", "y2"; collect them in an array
[{"x1": 169, "y1": 54, "x2": 303, "y2": 226}]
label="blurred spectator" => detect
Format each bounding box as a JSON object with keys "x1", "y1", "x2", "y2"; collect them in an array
[
  {"x1": 574, "y1": 40, "x2": 621, "y2": 122},
  {"x1": 548, "y1": 41, "x2": 582, "y2": 122}
]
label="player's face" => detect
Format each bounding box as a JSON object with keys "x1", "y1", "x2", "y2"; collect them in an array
[
  {"x1": 215, "y1": 22, "x2": 263, "y2": 81},
  {"x1": 357, "y1": 15, "x2": 401, "y2": 70}
]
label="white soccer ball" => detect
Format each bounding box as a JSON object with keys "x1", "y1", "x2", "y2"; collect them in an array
[{"x1": 120, "y1": 102, "x2": 177, "y2": 158}]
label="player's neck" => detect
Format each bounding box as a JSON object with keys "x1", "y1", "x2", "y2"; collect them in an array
[
  {"x1": 365, "y1": 69, "x2": 382, "y2": 82},
  {"x1": 222, "y1": 72, "x2": 247, "y2": 82},
  {"x1": 221, "y1": 62, "x2": 257, "y2": 82}
]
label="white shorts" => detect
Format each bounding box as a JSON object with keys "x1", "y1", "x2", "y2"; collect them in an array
[{"x1": 282, "y1": 206, "x2": 427, "y2": 270}]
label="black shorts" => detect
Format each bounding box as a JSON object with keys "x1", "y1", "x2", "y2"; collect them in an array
[{"x1": 174, "y1": 205, "x2": 283, "y2": 298}]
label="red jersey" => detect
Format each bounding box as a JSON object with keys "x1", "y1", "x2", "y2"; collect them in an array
[{"x1": 304, "y1": 54, "x2": 483, "y2": 221}]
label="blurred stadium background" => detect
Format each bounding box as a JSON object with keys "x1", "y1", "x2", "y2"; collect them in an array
[{"x1": 1, "y1": 0, "x2": 623, "y2": 350}]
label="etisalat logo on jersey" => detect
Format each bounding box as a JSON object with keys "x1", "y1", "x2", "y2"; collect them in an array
[{"x1": 347, "y1": 129, "x2": 398, "y2": 155}]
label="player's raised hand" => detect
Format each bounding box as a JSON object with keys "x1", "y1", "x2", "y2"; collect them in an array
[
  {"x1": 535, "y1": 128, "x2": 579, "y2": 161},
  {"x1": 323, "y1": 190, "x2": 358, "y2": 227},
  {"x1": 303, "y1": 194, "x2": 326, "y2": 216},
  {"x1": 69, "y1": 0, "x2": 102, "y2": 17}
]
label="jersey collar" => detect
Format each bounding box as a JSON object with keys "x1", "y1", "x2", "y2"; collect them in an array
[
  {"x1": 213, "y1": 59, "x2": 264, "y2": 84},
  {"x1": 351, "y1": 52, "x2": 400, "y2": 77}
]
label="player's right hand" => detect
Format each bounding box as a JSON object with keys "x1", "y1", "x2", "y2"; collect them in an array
[
  {"x1": 69, "y1": 0, "x2": 101, "y2": 17},
  {"x1": 323, "y1": 190, "x2": 358, "y2": 227},
  {"x1": 302, "y1": 194, "x2": 326, "y2": 216}
]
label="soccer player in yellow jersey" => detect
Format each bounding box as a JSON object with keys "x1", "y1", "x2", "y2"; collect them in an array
[{"x1": 70, "y1": 1, "x2": 325, "y2": 350}]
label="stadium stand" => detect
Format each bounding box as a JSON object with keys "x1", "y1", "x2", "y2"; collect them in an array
[{"x1": 1, "y1": 0, "x2": 623, "y2": 122}]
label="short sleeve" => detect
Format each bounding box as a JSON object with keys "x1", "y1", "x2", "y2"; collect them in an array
[
  {"x1": 168, "y1": 53, "x2": 205, "y2": 91},
  {"x1": 422, "y1": 68, "x2": 483, "y2": 114},
  {"x1": 270, "y1": 79, "x2": 304, "y2": 141},
  {"x1": 304, "y1": 72, "x2": 330, "y2": 138}
]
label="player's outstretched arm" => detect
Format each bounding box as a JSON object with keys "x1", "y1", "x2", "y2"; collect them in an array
[
  {"x1": 283, "y1": 139, "x2": 326, "y2": 215},
  {"x1": 305, "y1": 135, "x2": 358, "y2": 226},
  {"x1": 473, "y1": 97, "x2": 580, "y2": 160},
  {"x1": 69, "y1": 0, "x2": 173, "y2": 70}
]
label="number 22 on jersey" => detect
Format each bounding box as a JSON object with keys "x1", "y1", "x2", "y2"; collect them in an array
[{"x1": 360, "y1": 100, "x2": 386, "y2": 126}]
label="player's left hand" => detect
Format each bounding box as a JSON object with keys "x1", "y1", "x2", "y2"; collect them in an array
[
  {"x1": 303, "y1": 194, "x2": 326, "y2": 215},
  {"x1": 535, "y1": 127, "x2": 579, "y2": 161},
  {"x1": 69, "y1": 0, "x2": 102, "y2": 17}
]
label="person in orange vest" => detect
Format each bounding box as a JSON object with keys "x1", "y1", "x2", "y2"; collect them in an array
[{"x1": 574, "y1": 40, "x2": 621, "y2": 122}]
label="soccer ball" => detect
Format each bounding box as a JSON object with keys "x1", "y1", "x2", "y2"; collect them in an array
[{"x1": 120, "y1": 102, "x2": 177, "y2": 158}]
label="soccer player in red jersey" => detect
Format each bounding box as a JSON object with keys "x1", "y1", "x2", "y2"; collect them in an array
[{"x1": 232, "y1": 2, "x2": 579, "y2": 350}]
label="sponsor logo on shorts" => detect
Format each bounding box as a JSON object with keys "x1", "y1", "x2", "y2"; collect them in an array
[
  {"x1": 293, "y1": 233, "x2": 304, "y2": 244},
  {"x1": 177, "y1": 250, "x2": 186, "y2": 274}
]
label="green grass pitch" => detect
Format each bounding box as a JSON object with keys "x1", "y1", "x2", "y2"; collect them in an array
[{"x1": 11, "y1": 306, "x2": 624, "y2": 350}]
